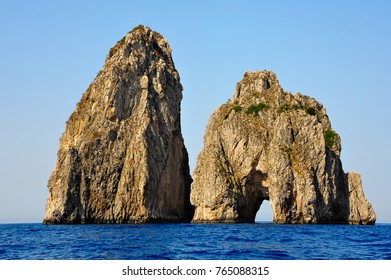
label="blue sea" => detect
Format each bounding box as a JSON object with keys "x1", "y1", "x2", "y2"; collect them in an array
[{"x1": 0, "y1": 223, "x2": 390, "y2": 260}]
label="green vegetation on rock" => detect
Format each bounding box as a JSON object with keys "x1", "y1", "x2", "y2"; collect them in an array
[
  {"x1": 324, "y1": 129, "x2": 337, "y2": 149},
  {"x1": 278, "y1": 103, "x2": 290, "y2": 113},
  {"x1": 224, "y1": 105, "x2": 242, "y2": 120},
  {"x1": 305, "y1": 107, "x2": 316, "y2": 116},
  {"x1": 245, "y1": 103, "x2": 267, "y2": 116},
  {"x1": 278, "y1": 103, "x2": 317, "y2": 116},
  {"x1": 233, "y1": 105, "x2": 242, "y2": 112}
]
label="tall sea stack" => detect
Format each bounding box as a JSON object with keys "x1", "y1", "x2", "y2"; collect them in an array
[
  {"x1": 190, "y1": 70, "x2": 376, "y2": 224},
  {"x1": 43, "y1": 25, "x2": 193, "y2": 224}
]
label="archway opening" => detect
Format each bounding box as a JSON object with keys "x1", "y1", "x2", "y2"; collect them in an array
[
  {"x1": 255, "y1": 200, "x2": 273, "y2": 223},
  {"x1": 242, "y1": 170, "x2": 272, "y2": 223}
]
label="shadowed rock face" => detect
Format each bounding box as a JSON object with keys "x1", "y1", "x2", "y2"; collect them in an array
[
  {"x1": 43, "y1": 26, "x2": 193, "y2": 224},
  {"x1": 190, "y1": 70, "x2": 376, "y2": 224}
]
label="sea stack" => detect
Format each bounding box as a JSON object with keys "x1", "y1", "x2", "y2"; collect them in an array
[
  {"x1": 190, "y1": 70, "x2": 376, "y2": 224},
  {"x1": 43, "y1": 25, "x2": 193, "y2": 224}
]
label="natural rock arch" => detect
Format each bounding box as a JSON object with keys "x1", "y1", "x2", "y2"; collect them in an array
[
  {"x1": 42, "y1": 25, "x2": 375, "y2": 225},
  {"x1": 255, "y1": 199, "x2": 273, "y2": 222},
  {"x1": 235, "y1": 170, "x2": 270, "y2": 222},
  {"x1": 190, "y1": 70, "x2": 376, "y2": 224}
]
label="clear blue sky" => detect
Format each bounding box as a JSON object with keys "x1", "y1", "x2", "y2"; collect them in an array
[{"x1": 0, "y1": 0, "x2": 390, "y2": 223}]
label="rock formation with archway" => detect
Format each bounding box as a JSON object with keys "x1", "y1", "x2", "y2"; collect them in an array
[{"x1": 190, "y1": 70, "x2": 376, "y2": 224}]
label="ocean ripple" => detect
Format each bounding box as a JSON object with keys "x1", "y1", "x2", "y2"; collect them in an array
[{"x1": 0, "y1": 223, "x2": 390, "y2": 260}]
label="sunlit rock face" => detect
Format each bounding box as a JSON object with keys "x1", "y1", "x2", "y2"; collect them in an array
[
  {"x1": 191, "y1": 70, "x2": 375, "y2": 225},
  {"x1": 43, "y1": 26, "x2": 193, "y2": 224}
]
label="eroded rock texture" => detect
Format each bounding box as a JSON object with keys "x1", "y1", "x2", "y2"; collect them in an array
[
  {"x1": 191, "y1": 70, "x2": 375, "y2": 224},
  {"x1": 43, "y1": 25, "x2": 193, "y2": 224}
]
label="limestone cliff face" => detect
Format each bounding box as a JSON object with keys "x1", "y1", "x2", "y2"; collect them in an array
[
  {"x1": 191, "y1": 70, "x2": 375, "y2": 224},
  {"x1": 43, "y1": 25, "x2": 193, "y2": 224}
]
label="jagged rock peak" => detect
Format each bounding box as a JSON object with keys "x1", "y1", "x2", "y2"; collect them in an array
[
  {"x1": 191, "y1": 70, "x2": 375, "y2": 225},
  {"x1": 232, "y1": 70, "x2": 282, "y2": 101},
  {"x1": 105, "y1": 25, "x2": 176, "y2": 72},
  {"x1": 43, "y1": 25, "x2": 193, "y2": 224}
]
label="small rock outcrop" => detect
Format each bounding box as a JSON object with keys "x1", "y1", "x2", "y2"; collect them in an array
[
  {"x1": 43, "y1": 25, "x2": 193, "y2": 224},
  {"x1": 191, "y1": 70, "x2": 375, "y2": 224}
]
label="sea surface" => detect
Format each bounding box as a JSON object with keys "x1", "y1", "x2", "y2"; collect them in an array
[{"x1": 0, "y1": 223, "x2": 390, "y2": 260}]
